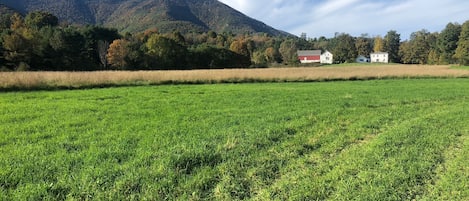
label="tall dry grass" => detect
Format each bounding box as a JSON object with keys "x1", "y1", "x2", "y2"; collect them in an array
[{"x1": 1, "y1": 65, "x2": 469, "y2": 90}]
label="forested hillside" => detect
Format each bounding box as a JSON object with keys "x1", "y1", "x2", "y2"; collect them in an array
[
  {"x1": 2, "y1": 9, "x2": 469, "y2": 71},
  {"x1": 0, "y1": 0, "x2": 289, "y2": 36}
]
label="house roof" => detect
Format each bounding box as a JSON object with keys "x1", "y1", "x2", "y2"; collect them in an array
[{"x1": 298, "y1": 50, "x2": 321, "y2": 56}]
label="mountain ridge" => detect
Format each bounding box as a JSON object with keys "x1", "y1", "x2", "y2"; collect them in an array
[{"x1": 0, "y1": 0, "x2": 291, "y2": 36}]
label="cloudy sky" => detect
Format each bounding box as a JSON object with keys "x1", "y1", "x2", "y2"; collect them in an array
[{"x1": 218, "y1": 0, "x2": 469, "y2": 40}]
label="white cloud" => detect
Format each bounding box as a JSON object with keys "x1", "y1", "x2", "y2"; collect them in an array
[
  {"x1": 219, "y1": 0, "x2": 469, "y2": 39},
  {"x1": 314, "y1": 0, "x2": 361, "y2": 18}
]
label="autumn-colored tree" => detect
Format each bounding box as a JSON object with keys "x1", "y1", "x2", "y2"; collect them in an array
[
  {"x1": 10, "y1": 13, "x2": 24, "y2": 30},
  {"x1": 373, "y1": 36, "x2": 384, "y2": 52},
  {"x1": 229, "y1": 39, "x2": 250, "y2": 57},
  {"x1": 2, "y1": 32, "x2": 30, "y2": 69},
  {"x1": 107, "y1": 39, "x2": 130, "y2": 69},
  {"x1": 264, "y1": 47, "x2": 281, "y2": 63}
]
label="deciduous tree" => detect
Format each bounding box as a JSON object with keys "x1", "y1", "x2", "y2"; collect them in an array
[
  {"x1": 373, "y1": 36, "x2": 384, "y2": 52},
  {"x1": 384, "y1": 30, "x2": 401, "y2": 63},
  {"x1": 399, "y1": 40, "x2": 415, "y2": 64},
  {"x1": 330, "y1": 33, "x2": 356, "y2": 63},
  {"x1": 279, "y1": 39, "x2": 298, "y2": 64},
  {"x1": 454, "y1": 20, "x2": 469, "y2": 65},
  {"x1": 10, "y1": 13, "x2": 24, "y2": 31},
  {"x1": 355, "y1": 36, "x2": 372, "y2": 57},
  {"x1": 399, "y1": 30, "x2": 436, "y2": 64},
  {"x1": 24, "y1": 11, "x2": 58, "y2": 29},
  {"x1": 145, "y1": 34, "x2": 189, "y2": 69},
  {"x1": 437, "y1": 23, "x2": 461, "y2": 64},
  {"x1": 229, "y1": 38, "x2": 250, "y2": 58},
  {"x1": 107, "y1": 39, "x2": 130, "y2": 69},
  {"x1": 2, "y1": 32, "x2": 30, "y2": 69},
  {"x1": 97, "y1": 40, "x2": 110, "y2": 69},
  {"x1": 264, "y1": 47, "x2": 281, "y2": 64}
]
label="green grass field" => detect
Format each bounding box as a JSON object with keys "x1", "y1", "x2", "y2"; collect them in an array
[
  {"x1": 1, "y1": 79, "x2": 468, "y2": 200},
  {"x1": 452, "y1": 65, "x2": 469, "y2": 70}
]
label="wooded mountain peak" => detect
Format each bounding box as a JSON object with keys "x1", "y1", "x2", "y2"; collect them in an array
[{"x1": 0, "y1": 0, "x2": 290, "y2": 36}]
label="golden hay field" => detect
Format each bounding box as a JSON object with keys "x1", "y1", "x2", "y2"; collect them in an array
[{"x1": 1, "y1": 65, "x2": 469, "y2": 90}]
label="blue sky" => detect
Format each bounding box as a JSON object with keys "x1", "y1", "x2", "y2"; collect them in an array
[{"x1": 218, "y1": 0, "x2": 469, "y2": 40}]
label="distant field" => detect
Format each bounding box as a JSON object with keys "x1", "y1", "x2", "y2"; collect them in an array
[
  {"x1": 1, "y1": 79, "x2": 468, "y2": 200},
  {"x1": 1, "y1": 65, "x2": 469, "y2": 90}
]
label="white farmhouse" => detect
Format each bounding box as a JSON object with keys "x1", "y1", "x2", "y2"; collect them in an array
[
  {"x1": 370, "y1": 52, "x2": 389, "y2": 63},
  {"x1": 320, "y1": 50, "x2": 333, "y2": 64}
]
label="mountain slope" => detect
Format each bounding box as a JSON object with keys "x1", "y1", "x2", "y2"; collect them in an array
[{"x1": 0, "y1": 0, "x2": 291, "y2": 36}]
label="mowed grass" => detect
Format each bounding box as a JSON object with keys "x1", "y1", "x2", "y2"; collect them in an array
[{"x1": 1, "y1": 79, "x2": 468, "y2": 200}]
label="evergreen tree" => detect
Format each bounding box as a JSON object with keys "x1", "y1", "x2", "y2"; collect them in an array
[
  {"x1": 81, "y1": 26, "x2": 121, "y2": 70},
  {"x1": 49, "y1": 28, "x2": 88, "y2": 70}
]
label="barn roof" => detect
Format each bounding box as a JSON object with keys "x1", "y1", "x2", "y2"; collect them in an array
[{"x1": 298, "y1": 50, "x2": 321, "y2": 56}]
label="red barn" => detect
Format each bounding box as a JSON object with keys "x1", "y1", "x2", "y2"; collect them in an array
[{"x1": 297, "y1": 50, "x2": 321, "y2": 63}]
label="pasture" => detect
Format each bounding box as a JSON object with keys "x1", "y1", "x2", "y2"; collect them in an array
[
  {"x1": 1, "y1": 78, "x2": 468, "y2": 200},
  {"x1": 2, "y1": 65, "x2": 469, "y2": 90}
]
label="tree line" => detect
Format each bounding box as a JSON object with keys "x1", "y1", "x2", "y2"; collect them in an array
[
  {"x1": 305, "y1": 21, "x2": 469, "y2": 66},
  {"x1": 1, "y1": 11, "x2": 469, "y2": 71},
  {"x1": 0, "y1": 11, "x2": 262, "y2": 71}
]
